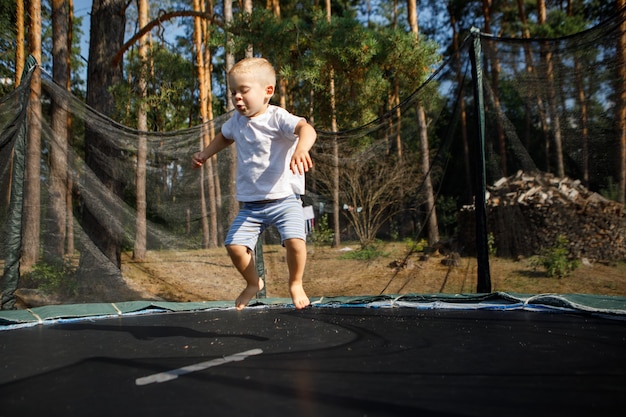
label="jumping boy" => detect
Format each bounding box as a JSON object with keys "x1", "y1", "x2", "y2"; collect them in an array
[{"x1": 192, "y1": 57, "x2": 317, "y2": 310}]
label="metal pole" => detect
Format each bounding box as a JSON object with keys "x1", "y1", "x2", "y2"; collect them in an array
[
  {"x1": 469, "y1": 28, "x2": 492, "y2": 293},
  {"x1": 255, "y1": 238, "x2": 266, "y2": 299}
]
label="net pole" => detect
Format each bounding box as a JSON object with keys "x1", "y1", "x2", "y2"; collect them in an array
[
  {"x1": 1, "y1": 56, "x2": 37, "y2": 309},
  {"x1": 469, "y1": 28, "x2": 492, "y2": 293},
  {"x1": 255, "y1": 239, "x2": 266, "y2": 299}
]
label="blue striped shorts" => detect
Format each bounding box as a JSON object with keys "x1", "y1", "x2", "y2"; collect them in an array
[{"x1": 225, "y1": 195, "x2": 306, "y2": 251}]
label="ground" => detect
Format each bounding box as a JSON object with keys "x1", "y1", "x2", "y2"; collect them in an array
[
  {"x1": 12, "y1": 241, "x2": 626, "y2": 308},
  {"x1": 118, "y1": 241, "x2": 626, "y2": 304}
]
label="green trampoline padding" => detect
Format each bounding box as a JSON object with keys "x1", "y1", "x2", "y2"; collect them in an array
[{"x1": 1, "y1": 292, "x2": 625, "y2": 330}]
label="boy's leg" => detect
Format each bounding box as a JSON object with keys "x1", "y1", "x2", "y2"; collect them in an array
[
  {"x1": 284, "y1": 238, "x2": 310, "y2": 309},
  {"x1": 270, "y1": 195, "x2": 310, "y2": 310},
  {"x1": 226, "y1": 244, "x2": 264, "y2": 310}
]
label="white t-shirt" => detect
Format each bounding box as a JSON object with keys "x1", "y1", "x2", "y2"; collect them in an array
[{"x1": 221, "y1": 105, "x2": 305, "y2": 202}]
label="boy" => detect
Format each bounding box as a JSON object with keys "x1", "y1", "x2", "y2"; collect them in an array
[{"x1": 192, "y1": 57, "x2": 317, "y2": 310}]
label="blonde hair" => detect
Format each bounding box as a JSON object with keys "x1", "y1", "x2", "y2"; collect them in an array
[{"x1": 229, "y1": 57, "x2": 276, "y2": 88}]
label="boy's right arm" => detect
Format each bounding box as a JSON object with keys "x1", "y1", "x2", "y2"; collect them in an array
[{"x1": 192, "y1": 132, "x2": 234, "y2": 168}]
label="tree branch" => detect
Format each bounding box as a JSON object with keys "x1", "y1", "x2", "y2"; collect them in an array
[{"x1": 112, "y1": 10, "x2": 222, "y2": 67}]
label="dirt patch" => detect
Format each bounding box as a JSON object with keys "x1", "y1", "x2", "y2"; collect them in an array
[{"x1": 119, "y1": 242, "x2": 626, "y2": 304}]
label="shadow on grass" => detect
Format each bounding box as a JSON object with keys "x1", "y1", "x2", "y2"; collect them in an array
[{"x1": 515, "y1": 269, "x2": 549, "y2": 279}]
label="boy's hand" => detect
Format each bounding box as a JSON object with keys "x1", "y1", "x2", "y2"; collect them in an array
[
  {"x1": 292, "y1": 121, "x2": 316, "y2": 175},
  {"x1": 191, "y1": 152, "x2": 206, "y2": 169},
  {"x1": 290, "y1": 150, "x2": 313, "y2": 175}
]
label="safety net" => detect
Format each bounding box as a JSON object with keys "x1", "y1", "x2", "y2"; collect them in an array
[{"x1": 1, "y1": 7, "x2": 625, "y2": 327}]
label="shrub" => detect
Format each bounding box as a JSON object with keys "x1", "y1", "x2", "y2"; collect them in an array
[
  {"x1": 340, "y1": 243, "x2": 387, "y2": 261},
  {"x1": 531, "y1": 235, "x2": 580, "y2": 278},
  {"x1": 312, "y1": 214, "x2": 334, "y2": 246},
  {"x1": 404, "y1": 237, "x2": 428, "y2": 253},
  {"x1": 21, "y1": 260, "x2": 78, "y2": 296}
]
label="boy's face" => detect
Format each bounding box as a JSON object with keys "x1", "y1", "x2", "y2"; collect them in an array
[{"x1": 229, "y1": 72, "x2": 274, "y2": 118}]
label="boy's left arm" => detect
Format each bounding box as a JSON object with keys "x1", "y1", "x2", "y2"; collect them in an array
[{"x1": 290, "y1": 120, "x2": 317, "y2": 175}]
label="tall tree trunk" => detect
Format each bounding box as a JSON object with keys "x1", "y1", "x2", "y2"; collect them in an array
[
  {"x1": 270, "y1": 0, "x2": 280, "y2": 17},
  {"x1": 536, "y1": 0, "x2": 565, "y2": 177},
  {"x1": 224, "y1": 0, "x2": 238, "y2": 226},
  {"x1": 203, "y1": 0, "x2": 222, "y2": 245},
  {"x1": 535, "y1": 0, "x2": 553, "y2": 172},
  {"x1": 66, "y1": 0, "x2": 75, "y2": 255},
  {"x1": 574, "y1": 57, "x2": 589, "y2": 186},
  {"x1": 537, "y1": 0, "x2": 546, "y2": 24},
  {"x1": 133, "y1": 0, "x2": 149, "y2": 260},
  {"x1": 408, "y1": 0, "x2": 438, "y2": 244},
  {"x1": 15, "y1": 0, "x2": 25, "y2": 85},
  {"x1": 22, "y1": 0, "x2": 42, "y2": 267},
  {"x1": 271, "y1": 0, "x2": 287, "y2": 109},
  {"x1": 391, "y1": 2, "x2": 401, "y2": 158},
  {"x1": 517, "y1": 0, "x2": 550, "y2": 172},
  {"x1": 244, "y1": 0, "x2": 253, "y2": 57},
  {"x1": 194, "y1": 0, "x2": 218, "y2": 248},
  {"x1": 84, "y1": 0, "x2": 126, "y2": 267},
  {"x1": 516, "y1": 0, "x2": 532, "y2": 150},
  {"x1": 545, "y1": 52, "x2": 564, "y2": 177},
  {"x1": 566, "y1": 1, "x2": 589, "y2": 185},
  {"x1": 193, "y1": 0, "x2": 209, "y2": 248},
  {"x1": 618, "y1": 0, "x2": 626, "y2": 203},
  {"x1": 45, "y1": 0, "x2": 70, "y2": 263},
  {"x1": 393, "y1": 80, "x2": 401, "y2": 158},
  {"x1": 482, "y1": 0, "x2": 507, "y2": 177},
  {"x1": 448, "y1": 2, "x2": 472, "y2": 203},
  {"x1": 326, "y1": 0, "x2": 340, "y2": 248}
]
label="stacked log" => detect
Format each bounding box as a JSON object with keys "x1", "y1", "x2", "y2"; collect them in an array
[{"x1": 458, "y1": 171, "x2": 626, "y2": 262}]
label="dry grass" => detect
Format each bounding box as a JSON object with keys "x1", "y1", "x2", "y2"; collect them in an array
[{"x1": 120, "y1": 241, "x2": 626, "y2": 303}]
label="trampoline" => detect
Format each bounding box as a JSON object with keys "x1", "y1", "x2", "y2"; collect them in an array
[
  {"x1": 2, "y1": 7, "x2": 626, "y2": 417},
  {"x1": 1, "y1": 295, "x2": 626, "y2": 416}
]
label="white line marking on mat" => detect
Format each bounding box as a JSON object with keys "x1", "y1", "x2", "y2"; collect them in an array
[{"x1": 135, "y1": 348, "x2": 263, "y2": 386}]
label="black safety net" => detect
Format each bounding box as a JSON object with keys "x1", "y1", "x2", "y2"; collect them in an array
[{"x1": 1, "y1": 7, "x2": 625, "y2": 315}]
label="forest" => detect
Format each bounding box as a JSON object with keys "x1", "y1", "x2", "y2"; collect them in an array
[{"x1": 1, "y1": 0, "x2": 625, "y2": 308}]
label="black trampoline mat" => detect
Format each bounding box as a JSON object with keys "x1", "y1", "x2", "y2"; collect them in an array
[{"x1": 1, "y1": 307, "x2": 625, "y2": 416}]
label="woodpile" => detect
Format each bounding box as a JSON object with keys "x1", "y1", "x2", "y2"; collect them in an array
[{"x1": 458, "y1": 171, "x2": 626, "y2": 262}]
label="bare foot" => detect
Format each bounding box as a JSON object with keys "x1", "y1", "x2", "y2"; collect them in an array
[
  {"x1": 289, "y1": 283, "x2": 310, "y2": 310},
  {"x1": 235, "y1": 278, "x2": 264, "y2": 310}
]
